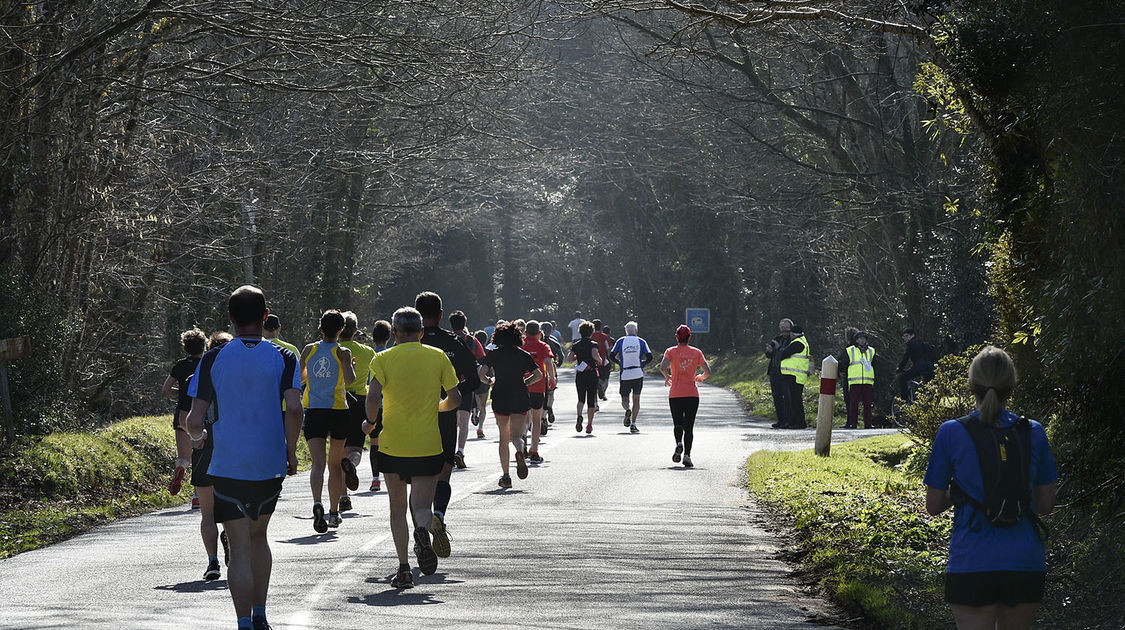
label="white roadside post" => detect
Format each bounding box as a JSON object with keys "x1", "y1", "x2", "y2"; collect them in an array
[{"x1": 814, "y1": 355, "x2": 838, "y2": 456}]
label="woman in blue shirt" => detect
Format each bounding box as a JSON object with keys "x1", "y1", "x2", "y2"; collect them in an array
[{"x1": 924, "y1": 346, "x2": 1057, "y2": 629}]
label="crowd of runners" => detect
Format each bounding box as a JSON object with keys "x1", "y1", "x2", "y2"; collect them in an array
[{"x1": 161, "y1": 287, "x2": 711, "y2": 630}]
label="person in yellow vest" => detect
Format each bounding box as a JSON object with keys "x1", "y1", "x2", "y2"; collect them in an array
[
  {"x1": 841, "y1": 331, "x2": 876, "y2": 429},
  {"x1": 778, "y1": 325, "x2": 812, "y2": 428}
]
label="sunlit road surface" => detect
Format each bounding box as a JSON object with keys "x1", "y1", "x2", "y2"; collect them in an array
[{"x1": 0, "y1": 371, "x2": 897, "y2": 629}]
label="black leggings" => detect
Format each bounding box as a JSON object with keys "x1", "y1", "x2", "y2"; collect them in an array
[
  {"x1": 669, "y1": 396, "x2": 700, "y2": 456},
  {"x1": 575, "y1": 370, "x2": 600, "y2": 406}
]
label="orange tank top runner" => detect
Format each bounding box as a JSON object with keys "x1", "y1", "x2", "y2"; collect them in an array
[{"x1": 664, "y1": 344, "x2": 706, "y2": 398}]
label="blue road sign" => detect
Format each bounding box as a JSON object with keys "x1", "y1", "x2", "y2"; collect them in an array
[{"x1": 685, "y1": 308, "x2": 710, "y2": 333}]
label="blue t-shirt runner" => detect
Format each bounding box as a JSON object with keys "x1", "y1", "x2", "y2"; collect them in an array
[
  {"x1": 190, "y1": 338, "x2": 301, "y2": 481},
  {"x1": 924, "y1": 409, "x2": 1058, "y2": 573}
]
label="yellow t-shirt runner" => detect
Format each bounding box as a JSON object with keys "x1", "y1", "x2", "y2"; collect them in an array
[
  {"x1": 370, "y1": 341, "x2": 458, "y2": 458},
  {"x1": 339, "y1": 340, "x2": 375, "y2": 396}
]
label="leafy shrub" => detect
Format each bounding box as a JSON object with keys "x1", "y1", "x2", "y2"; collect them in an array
[{"x1": 900, "y1": 345, "x2": 981, "y2": 476}]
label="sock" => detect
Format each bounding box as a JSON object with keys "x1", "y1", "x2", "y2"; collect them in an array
[
  {"x1": 238, "y1": 617, "x2": 253, "y2": 629},
  {"x1": 399, "y1": 562, "x2": 410, "y2": 571},
  {"x1": 208, "y1": 555, "x2": 218, "y2": 564},
  {"x1": 434, "y1": 481, "x2": 452, "y2": 516},
  {"x1": 252, "y1": 605, "x2": 266, "y2": 620}
]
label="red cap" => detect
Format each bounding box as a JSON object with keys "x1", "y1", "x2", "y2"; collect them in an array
[{"x1": 676, "y1": 324, "x2": 691, "y2": 341}]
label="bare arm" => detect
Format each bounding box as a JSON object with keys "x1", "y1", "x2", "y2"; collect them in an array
[
  {"x1": 926, "y1": 485, "x2": 951, "y2": 516},
  {"x1": 439, "y1": 386, "x2": 462, "y2": 412},
  {"x1": 1034, "y1": 482, "x2": 1057, "y2": 516},
  {"x1": 478, "y1": 364, "x2": 493, "y2": 386},
  {"x1": 363, "y1": 377, "x2": 383, "y2": 433},
  {"x1": 592, "y1": 348, "x2": 602, "y2": 365},
  {"x1": 283, "y1": 389, "x2": 302, "y2": 475},
  {"x1": 300, "y1": 344, "x2": 315, "y2": 384},
  {"x1": 184, "y1": 397, "x2": 210, "y2": 441},
  {"x1": 697, "y1": 357, "x2": 712, "y2": 382},
  {"x1": 161, "y1": 375, "x2": 178, "y2": 398},
  {"x1": 660, "y1": 355, "x2": 671, "y2": 384},
  {"x1": 524, "y1": 368, "x2": 544, "y2": 388},
  {"x1": 338, "y1": 347, "x2": 356, "y2": 386}
]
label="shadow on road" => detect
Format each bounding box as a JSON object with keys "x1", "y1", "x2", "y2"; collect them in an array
[
  {"x1": 279, "y1": 533, "x2": 338, "y2": 545},
  {"x1": 347, "y1": 590, "x2": 444, "y2": 606},
  {"x1": 153, "y1": 579, "x2": 227, "y2": 593}
]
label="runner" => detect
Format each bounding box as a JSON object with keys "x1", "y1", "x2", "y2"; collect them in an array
[
  {"x1": 472, "y1": 329, "x2": 491, "y2": 438},
  {"x1": 262, "y1": 315, "x2": 298, "y2": 356},
  {"x1": 520, "y1": 321, "x2": 556, "y2": 461},
  {"x1": 659, "y1": 325, "x2": 712, "y2": 468},
  {"x1": 449, "y1": 311, "x2": 486, "y2": 468},
  {"x1": 368, "y1": 320, "x2": 392, "y2": 492},
  {"x1": 540, "y1": 322, "x2": 564, "y2": 425},
  {"x1": 567, "y1": 311, "x2": 584, "y2": 342},
  {"x1": 478, "y1": 321, "x2": 543, "y2": 488},
  {"x1": 161, "y1": 328, "x2": 207, "y2": 499},
  {"x1": 184, "y1": 285, "x2": 302, "y2": 630},
  {"x1": 567, "y1": 320, "x2": 602, "y2": 434},
  {"x1": 299, "y1": 310, "x2": 356, "y2": 533},
  {"x1": 338, "y1": 311, "x2": 375, "y2": 511},
  {"x1": 416, "y1": 292, "x2": 481, "y2": 560},
  {"x1": 191, "y1": 331, "x2": 232, "y2": 581},
  {"x1": 591, "y1": 319, "x2": 612, "y2": 401},
  {"x1": 361, "y1": 306, "x2": 461, "y2": 588},
  {"x1": 610, "y1": 321, "x2": 653, "y2": 433}
]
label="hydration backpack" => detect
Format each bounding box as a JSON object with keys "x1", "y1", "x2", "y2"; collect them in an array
[{"x1": 950, "y1": 415, "x2": 1049, "y2": 539}]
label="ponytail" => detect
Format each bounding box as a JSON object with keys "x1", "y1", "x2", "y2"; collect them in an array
[{"x1": 968, "y1": 346, "x2": 1017, "y2": 426}]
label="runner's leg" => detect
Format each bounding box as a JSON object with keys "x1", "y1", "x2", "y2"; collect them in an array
[
  {"x1": 384, "y1": 473, "x2": 411, "y2": 566},
  {"x1": 198, "y1": 486, "x2": 218, "y2": 559},
  {"x1": 495, "y1": 414, "x2": 511, "y2": 476},
  {"x1": 327, "y1": 438, "x2": 346, "y2": 513},
  {"x1": 307, "y1": 437, "x2": 326, "y2": 505}
]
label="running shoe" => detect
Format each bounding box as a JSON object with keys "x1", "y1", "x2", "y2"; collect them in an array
[
  {"x1": 312, "y1": 504, "x2": 328, "y2": 533},
  {"x1": 541, "y1": 420, "x2": 548, "y2": 435},
  {"x1": 515, "y1": 451, "x2": 529, "y2": 480},
  {"x1": 470, "y1": 408, "x2": 480, "y2": 426},
  {"x1": 220, "y1": 530, "x2": 230, "y2": 566},
  {"x1": 576, "y1": 416, "x2": 583, "y2": 432},
  {"x1": 498, "y1": 474, "x2": 512, "y2": 489},
  {"x1": 624, "y1": 409, "x2": 632, "y2": 426},
  {"x1": 191, "y1": 494, "x2": 200, "y2": 509},
  {"x1": 341, "y1": 457, "x2": 359, "y2": 492},
  {"x1": 586, "y1": 422, "x2": 593, "y2": 434},
  {"x1": 391, "y1": 567, "x2": 414, "y2": 589},
  {"x1": 168, "y1": 465, "x2": 186, "y2": 495},
  {"x1": 338, "y1": 495, "x2": 352, "y2": 512},
  {"x1": 252, "y1": 618, "x2": 272, "y2": 630},
  {"x1": 203, "y1": 559, "x2": 220, "y2": 581},
  {"x1": 528, "y1": 450, "x2": 543, "y2": 463},
  {"x1": 683, "y1": 455, "x2": 694, "y2": 468},
  {"x1": 547, "y1": 408, "x2": 555, "y2": 424},
  {"x1": 453, "y1": 450, "x2": 466, "y2": 469},
  {"x1": 476, "y1": 429, "x2": 485, "y2": 439},
  {"x1": 673, "y1": 444, "x2": 683, "y2": 463},
  {"x1": 430, "y1": 513, "x2": 451, "y2": 558},
  {"x1": 630, "y1": 424, "x2": 640, "y2": 434},
  {"x1": 370, "y1": 476, "x2": 381, "y2": 492},
  {"x1": 326, "y1": 512, "x2": 342, "y2": 528},
  {"x1": 413, "y1": 526, "x2": 438, "y2": 575}
]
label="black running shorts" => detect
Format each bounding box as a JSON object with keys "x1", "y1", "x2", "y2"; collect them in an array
[
  {"x1": 439, "y1": 410, "x2": 457, "y2": 465},
  {"x1": 945, "y1": 571, "x2": 1045, "y2": 607},
  {"x1": 491, "y1": 390, "x2": 531, "y2": 416},
  {"x1": 190, "y1": 437, "x2": 214, "y2": 488},
  {"x1": 378, "y1": 452, "x2": 444, "y2": 483},
  {"x1": 597, "y1": 365, "x2": 611, "y2": 380},
  {"x1": 212, "y1": 477, "x2": 283, "y2": 523},
  {"x1": 619, "y1": 378, "x2": 643, "y2": 396},
  {"x1": 458, "y1": 390, "x2": 476, "y2": 412},
  {"x1": 345, "y1": 393, "x2": 368, "y2": 448},
  {"x1": 575, "y1": 370, "x2": 599, "y2": 405},
  {"x1": 528, "y1": 392, "x2": 545, "y2": 410},
  {"x1": 303, "y1": 408, "x2": 351, "y2": 441}
]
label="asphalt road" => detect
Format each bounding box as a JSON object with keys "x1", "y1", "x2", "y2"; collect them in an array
[{"x1": 0, "y1": 372, "x2": 895, "y2": 629}]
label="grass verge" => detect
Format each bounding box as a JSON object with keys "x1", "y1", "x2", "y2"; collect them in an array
[
  {"x1": 746, "y1": 434, "x2": 952, "y2": 629},
  {"x1": 0, "y1": 415, "x2": 313, "y2": 559}
]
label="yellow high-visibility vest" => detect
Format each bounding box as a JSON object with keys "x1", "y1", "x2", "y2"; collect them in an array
[
  {"x1": 780, "y1": 335, "x2": 812, "y2": 385},
  {"x1": 847, "y1": 345, "x2": 875, "y2": 386}
]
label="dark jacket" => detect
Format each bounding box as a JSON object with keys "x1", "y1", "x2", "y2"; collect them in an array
[{"x1": 898, "y1": 337, "x2": 936, "y2": 372}]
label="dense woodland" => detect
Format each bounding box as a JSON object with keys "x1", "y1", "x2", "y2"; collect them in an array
[{"x1": 1, "y1": 0, "x2": 1123, "y2": 617}]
